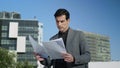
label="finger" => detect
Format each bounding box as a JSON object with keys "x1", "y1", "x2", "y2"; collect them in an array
[
  {"x1": 64, "y1": 58, "x2": 72, "y2": 62},
  {"x1": 38, "y1": 58, "x2": 44, "y2": 61},
  {"x1": 62, "y1": 53, "x2": 70, "y2": 57},
  {"x1": 36, "y1": 55, "x2": 44, "y2": 61}
]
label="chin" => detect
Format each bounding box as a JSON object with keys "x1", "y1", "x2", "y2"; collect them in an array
[{"x1": 59, "y1": 30, "x2": 63, "y2": 32}]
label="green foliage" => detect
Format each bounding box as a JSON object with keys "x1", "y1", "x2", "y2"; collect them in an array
[
  {"x1": 0, "y1": 47, "x2": 34, "y2": 68},
  {"x1": 16, "y1": 61, "x2": 34, "y2": 68},
  {"x1": 0, "y1": 47, "x2": 16, "y2": 68}
]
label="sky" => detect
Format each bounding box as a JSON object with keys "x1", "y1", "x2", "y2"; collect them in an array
[{"x1": 0, "y1": 0, "x2": 120, "y2": 61}]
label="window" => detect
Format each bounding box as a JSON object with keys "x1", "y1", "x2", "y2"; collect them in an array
[
  {"x1": 9, "y1": 47, "x2": 15, "y2": 50},
  {"x1": 1, "y1": 33, "x2": 7, "y2": 37},
  {"x1": 2, "y1": 26, "x2": 8, "y2": 31}
]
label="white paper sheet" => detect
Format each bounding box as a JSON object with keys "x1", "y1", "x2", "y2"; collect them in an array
[
  {"x1": 29, "y1": 35, "x2": 66, "y2": 59},
  {"x1": 29, "y1": 35, "x2": 48, "y2": 58}
]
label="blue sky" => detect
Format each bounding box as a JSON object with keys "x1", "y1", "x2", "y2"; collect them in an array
[{"x1": 0, "y1": 0, "x2": 120, "y2": 61}]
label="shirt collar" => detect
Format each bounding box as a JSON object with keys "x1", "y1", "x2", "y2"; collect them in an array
[{"x1": 58, "y1": 27, "x2": 70, "y2": 35}]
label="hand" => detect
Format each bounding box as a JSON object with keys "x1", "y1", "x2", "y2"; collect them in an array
[
  {"x1": 34, "y1": 52, "x2": 44, "y2": 61},
  {"x1": 62, "y1": 53, "x2": 74, "y2": 63}
]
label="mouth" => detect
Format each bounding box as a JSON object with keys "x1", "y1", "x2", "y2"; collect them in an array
[
  {"x1": 58, "y1": 27, "x2": 62, "y2": 30},
  {"x1": 58, "y1": 26, "x2": 62, "y2": 29}
]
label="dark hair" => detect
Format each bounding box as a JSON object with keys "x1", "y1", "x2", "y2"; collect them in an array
[{"x1": 54, "y1": 8, "x2": 70, "y2": 20}]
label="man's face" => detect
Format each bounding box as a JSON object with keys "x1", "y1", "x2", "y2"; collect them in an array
[{"x1": 55, "y1": 15, "x2": 70, "y2": 32}]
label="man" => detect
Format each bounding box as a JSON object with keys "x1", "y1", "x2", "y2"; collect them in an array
[{"x1": 36, "y1": 8, "x2": 91, "y2": 68}]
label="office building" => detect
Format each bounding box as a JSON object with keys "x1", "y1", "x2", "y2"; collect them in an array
[
  {"x1": 83, "y1": 31, "x2": 111, "y2": 61},
  {"x1": 0, "y1": 11, "x2": 43, "y2": 66}
]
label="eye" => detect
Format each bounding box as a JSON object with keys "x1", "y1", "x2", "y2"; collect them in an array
[
  {"x1": 61, "y1": 20, "x2": 65, "y2": 23},
  {"x1": 61, "y1": 21, "x2": 64, "y2": 23}
]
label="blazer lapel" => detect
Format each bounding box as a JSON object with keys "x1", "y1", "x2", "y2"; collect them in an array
[
  {"x1": 66, "y1": 29, "x2": 74, "y2": 52},
  {"x1": 50, "y1": 34, "x2": 59, "y2": 40}
]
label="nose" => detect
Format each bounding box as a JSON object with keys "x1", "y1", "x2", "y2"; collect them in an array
[{"x1": 57, "y1": 22, "x2": 61, "y2": 26}]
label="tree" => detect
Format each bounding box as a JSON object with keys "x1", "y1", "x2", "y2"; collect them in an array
[
  {"x1": 16, "y1": 61, "x2": 34, "y2": 68},
  {"x1": 0, "y1": 47, "x2": 16, "y2": 68},
  {"x1": 0, "y1": 47, "x2": 34, "y2": 68}
]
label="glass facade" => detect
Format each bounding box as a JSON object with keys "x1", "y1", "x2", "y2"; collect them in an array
[
  {"x1": 83, "y1": 31, "x2": 111, "y2": 61},
  {"x1": 0, "y1": 19, "x2": 42, "y2": 66}
]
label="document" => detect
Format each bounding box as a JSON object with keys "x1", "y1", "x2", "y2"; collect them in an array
[{"x1": 29, "y1": 35, "x2": 66, "y2": 60}]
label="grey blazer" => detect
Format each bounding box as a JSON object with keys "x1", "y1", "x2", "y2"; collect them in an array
[{"x1": 50, "y1": 28, "x2": 91, "y2": 68}]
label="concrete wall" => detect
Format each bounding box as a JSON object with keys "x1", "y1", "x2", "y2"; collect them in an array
[{"x1": 89, "y1": 62, "x2": 120, "y2": 68}]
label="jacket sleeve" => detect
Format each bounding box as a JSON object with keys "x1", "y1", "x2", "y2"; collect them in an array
[
  {"x1": 74, "y1": 32, "x2": 91, "y2": 65},
  {"x1": 40, "y1": 56, "x2": 52, "y2": 67}
]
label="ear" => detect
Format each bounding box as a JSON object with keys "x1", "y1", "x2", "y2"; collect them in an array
[{"x1": 67, "y1": 19, "x2": 70, "y2": 24}]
